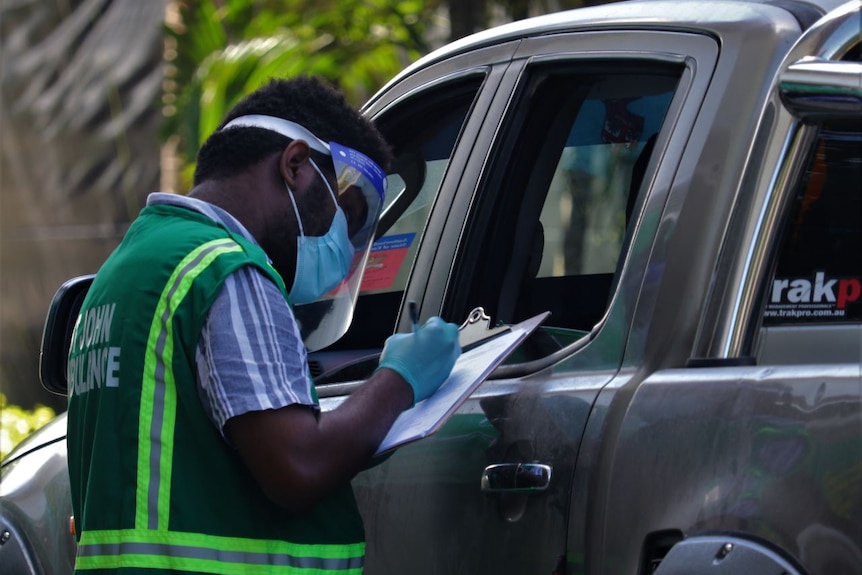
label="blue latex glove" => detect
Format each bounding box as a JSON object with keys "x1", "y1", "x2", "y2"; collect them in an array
[{"x1": 376, "y1": 316, "x2": 462, "y2": 405}]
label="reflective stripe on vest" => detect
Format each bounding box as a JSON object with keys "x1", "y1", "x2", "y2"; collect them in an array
[
  {"x1": 75, "y1": 529, "x2": 365, "y2": 574},
  {"x1": 138, "y1": 239, "x2": 242, "y2": 531},
  {"x1": 75, "y1": 239, "x2": 364, "y2": 572}
]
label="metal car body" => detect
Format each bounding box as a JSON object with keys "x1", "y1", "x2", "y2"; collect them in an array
[{"x1": 2, "y1": 0, "x2": 860, "y2": 573}]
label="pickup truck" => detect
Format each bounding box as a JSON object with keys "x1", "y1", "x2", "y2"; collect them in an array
[{"x1": 2, "y1": 0, "x2": 860, "y2": 573}]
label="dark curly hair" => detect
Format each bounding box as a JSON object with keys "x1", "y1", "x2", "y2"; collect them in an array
[{"x1": 193, "y1": 76, "x2": 392, "y2": 185}]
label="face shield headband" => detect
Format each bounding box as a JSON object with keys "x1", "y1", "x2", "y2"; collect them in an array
[{"x1": 221, "y1": 114, "x2": 387, "y2": 251}]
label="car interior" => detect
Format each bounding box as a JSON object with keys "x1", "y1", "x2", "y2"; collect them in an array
[{"x1": 446, "y1": 63, "x2": 681, "y2": 363}]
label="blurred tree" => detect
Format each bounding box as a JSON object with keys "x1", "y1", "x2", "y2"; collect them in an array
[
  {"x1": 0, "y1": 0, "x2": 166, "y2": 411},
  {"x1": 450, "y1": 0, "x2": 585, "y2": 40},
  {"x1": 0, "y1": 392, "x2": 55, "y2": 459},
  {"x1": 1, "y1": 0, "x2": 596, "y2": 412},
  {"x1": 161, "y1": 0, "x2": 588, "y2": 191},
  {"x1": 162, "y1": 0, "x2": 447, "y2": 191}
]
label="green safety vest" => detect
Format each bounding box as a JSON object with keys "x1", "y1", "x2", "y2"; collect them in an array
[{"x1": 66, "y1": 204, "x2": 365, "y2": 574}]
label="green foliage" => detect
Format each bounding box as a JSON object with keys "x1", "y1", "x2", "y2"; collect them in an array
[
  {"x1": 0, "y1": 393, "x2": 56, "y2": 461},
  {"x1": 163, "y1": 0, "x2": 441, "y2": 192}
]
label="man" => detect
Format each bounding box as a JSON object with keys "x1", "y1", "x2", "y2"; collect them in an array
[{"x1": 66, "y1": 76, "x2": 461, "y2": 574}]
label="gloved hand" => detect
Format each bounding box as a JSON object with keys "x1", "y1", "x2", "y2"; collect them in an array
[{"x1": 376, "y1": 316, "x2": 462, "y2": 405}]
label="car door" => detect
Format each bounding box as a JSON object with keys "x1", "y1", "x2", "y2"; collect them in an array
[
  {"x1": 598, "y1": 14, "x2": 862, "y2": 575},
  {"x1": 602, "y1": 121, "x2": 862, "y2": 575},
  {"x1": 316, "y1": 30, "x2": 718, "y2": 574}
]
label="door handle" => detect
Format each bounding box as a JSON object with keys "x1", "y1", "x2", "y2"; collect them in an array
[{"x1": 481, "y1": 463, "x2": 552, "y2": 493}]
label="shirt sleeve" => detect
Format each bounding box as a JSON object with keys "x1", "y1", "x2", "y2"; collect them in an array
[{"x1": 195, "y1": 265, "x2": 318, "y2": 436}]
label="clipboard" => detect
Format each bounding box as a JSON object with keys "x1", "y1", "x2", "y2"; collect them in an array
[{"x1": 375, "y1": 310, "x2": 550, "y2": 455}]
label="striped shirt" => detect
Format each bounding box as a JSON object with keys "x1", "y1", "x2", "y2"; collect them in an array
[{"x1": 146, "y1": 193, "x2": 317, "y2": 437}]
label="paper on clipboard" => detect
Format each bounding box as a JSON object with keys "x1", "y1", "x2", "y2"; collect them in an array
[{"x1": 375, "y1": 311, "x2": 549, "y2": 455}]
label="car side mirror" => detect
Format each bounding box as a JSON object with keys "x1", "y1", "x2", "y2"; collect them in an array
[{"x1": 39, "y1": 275, "x2": 94, "y2": 396}]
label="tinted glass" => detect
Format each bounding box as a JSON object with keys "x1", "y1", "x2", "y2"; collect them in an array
[
  {"x1": 360, "y1": 95, "x2": 476, "y2": 296},
  {"x1": 764, "y1": 127, "x2": 862, "y2": 325},
  {"x1": 457, "y1": 66, "x2": 679, "y2": 353},
  {"x1": 538, "y1": 86, "x2": 672, "y2": 279},
  {"x1": 323, "y1": 78, "x2": 482, "y2": 353}
]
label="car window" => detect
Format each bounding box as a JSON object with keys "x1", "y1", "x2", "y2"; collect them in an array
[
  {"x1": 319, "y1": 77, "x2": 483, "y2": 355},
  {"x1": 537, "y1": 93, "x2": 670, "y2": 280},
  {"x1": 452, "y1": 63, "x2": 680, "y2": 356},
  {"x1": 763, "y1": 127, "x2": 862, "y2": 325},
  {"x1": 361, "y1": 88, "x2": 479, "y2": 297}
]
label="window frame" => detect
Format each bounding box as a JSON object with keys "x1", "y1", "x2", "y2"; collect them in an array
[
  {"x1": 436, "y1": 39, "x2": 714, "y2": 375},
  {"x1": 461, "y1": 62, "x2": 681, "y2": 324},
  {"x1": 311, "y1": 42, "x2": 522, "y2": 386},
  {"x1": 754, "y1": 123, "x2": 862, "y2": 365}
]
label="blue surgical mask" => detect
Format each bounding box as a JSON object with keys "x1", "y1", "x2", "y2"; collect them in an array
[{"x1": 286, "y1": 160, "x2": 355, "y2": 304}]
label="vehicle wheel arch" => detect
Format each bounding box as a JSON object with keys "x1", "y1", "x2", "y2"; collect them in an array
[{"x1": 652, "y1": 532, "x2": 807, "y2": 575}]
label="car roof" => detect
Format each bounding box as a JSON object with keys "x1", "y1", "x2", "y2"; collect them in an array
[{"x1": 365, "y1": 0, "x2": 851, "y2": 109}]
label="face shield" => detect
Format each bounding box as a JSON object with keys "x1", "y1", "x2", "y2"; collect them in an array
[{"x1": 222, "y1": 115, "x2": 387, "y2": 351}]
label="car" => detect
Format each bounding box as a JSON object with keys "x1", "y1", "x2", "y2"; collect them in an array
[{"x1": 2, "y1": 0, "x2": 860, "y2": 573}]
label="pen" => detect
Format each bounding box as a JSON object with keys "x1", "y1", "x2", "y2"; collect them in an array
[{"x1": 408, "y1": 300, "x2": 420, "y2": 333}]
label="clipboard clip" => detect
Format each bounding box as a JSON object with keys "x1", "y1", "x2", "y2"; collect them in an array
[{"x1": 458, "y1": 307, "x2": 511, "y2": 350}]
